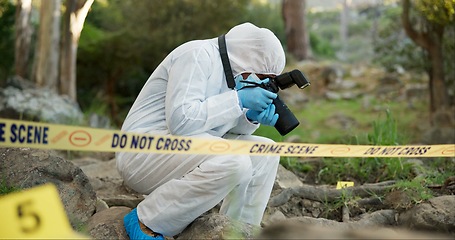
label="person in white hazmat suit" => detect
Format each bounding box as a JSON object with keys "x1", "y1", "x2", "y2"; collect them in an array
[{"x1": 117, "y1": 22, "x2": 286, "y2": 239}]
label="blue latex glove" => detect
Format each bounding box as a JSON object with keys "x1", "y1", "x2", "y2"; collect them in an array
[
  {"x1": 246, "y1": 103, "x2": 279, "y2": 126},
  {"x1": 237, "y1": 87, "x2": 277, "y2": 111},
  {"x1": 234, "y1": 74, "x2": 268, "y2": 90}
]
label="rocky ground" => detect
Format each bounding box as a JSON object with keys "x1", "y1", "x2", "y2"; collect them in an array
[{"x1": 1, "y1": 147, "x2": 454, "y2": 239}]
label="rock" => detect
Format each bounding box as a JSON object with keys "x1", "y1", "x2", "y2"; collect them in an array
[
  {"x1": 324, "y1": 90, "x2": 360, "y2": 101},
  {"x1": 262, "y1": 210, "x2": 287, "y2": 227},
  {"x1": 405, "y1": 159, "x2": 425, "y2": 177},
  {"x1": 325, "y1": 90, "x2": 342, "y2": 100},
  {"x1": 88, "y1": 113, "x2": 112, "y2": 129},
  {"x1": 350, "y1": 64, "x2": 366, "y2": 78},
  {"x1": 331, "y1": 79, "x2": 358, "y2": 90},
  {"x1": 278, "y1": 87, "x2": 310, "y2": 106},
  {"x1": 71, "y1": 157, "x2": 101, "y2": 167},
  {"x1": 276, "y1": 209, "x2": 396, "y2": 229},
  {"x1": 375, "y1": 73, "x2": 404, "y2": 100},
  {"x1": 87, "y1": 206, "x2": 130, "y2": 240},
  {"x1": 284, "y1": 135, "x2": 302, "y2": 143},
  {"x1": 73, "y1": 158, "x2": 145, "y2": 208},
  {"x1": 275, "y1": 165, "x2": 303, "y2": 189},
  {"x1": 432, "y1": 108, "x2": 455, "y2": 127},
  {"x1": 261, "y1": 209, "x2": 428, "y2": 239},
  {"x1": 0, "y1": 84, "x2": 83, "y2": 125},
  {"x1": 259, "y1": 218, "x2": 452, "y2": 239},
  {"x1": 321, "y1": 65, "x2": 343, "y2": 87},
  {"x1": 76, "y1": 158, "x2": 121, "y2": 187},
  {"x1": 443, "y1": 176, "x2": 455, "y2": 194},
  {"x1": 5, "y1": 75, "x2": 36, "y2": 90},
  {"x1": 176, "y1": 213, "x2": 260, "y2": 240},
  {"x1": 95, "y1": 197, "x2": 110, "y2": 213},
  {"x1": 398, "y1": 195, "x2": 455, "y2": 234},
  {"x1": 325, "y1": 112, "x2": 357, "y2": 130},
  {"x1": 378, "y1": 74, "x2": 403, "y2": 86},
  {"x1": 0, "y1": 147, "x2": 96, "y2": 228},
  {"x1": 384, "y1": 190, "x2": 416, "y2": 211},
  {"x1": 404, "y1": 83, "x2": 428, "y2": 108},
  {"x1": 421, "y1": 108, "x2": 455, "y2": 144},
  {"x1": 422, "y1": 126, "x2": 455, "y2": 144}
]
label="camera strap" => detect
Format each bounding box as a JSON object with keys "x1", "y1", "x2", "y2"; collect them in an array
[{"x1": 218, "y1": 34, "x2": 235, "y2": 89}]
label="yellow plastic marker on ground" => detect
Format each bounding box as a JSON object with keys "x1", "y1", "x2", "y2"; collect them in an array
[
  {"x1": 0, "y1": 183, "x2": 89, "y2": 239},
  {"x1": 336, "y1": 181, "x2": 355, "y2": 189}
]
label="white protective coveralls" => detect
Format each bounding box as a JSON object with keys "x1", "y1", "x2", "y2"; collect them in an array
[{"x1": 116, "y1": 22, "x2": 286, "y2": 237}]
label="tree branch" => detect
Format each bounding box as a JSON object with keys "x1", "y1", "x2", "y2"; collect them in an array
[
  {"x1": 269, "y1": 183, "x2": 394, "y2": 207},
  {"x1": 401, "y1": 0, "x2": 430, "y2": 50}
]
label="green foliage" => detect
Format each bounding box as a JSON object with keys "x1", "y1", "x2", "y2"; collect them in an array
[
  {"x1": 421, "y1": 158, "x2": 455, "y2": 185},
  {"x1": 258, "y1": 98, "x2": 430, "y2": 185},
  {"x1": 309, "y1": 31, "x2": 335, "y2": 59},
  {"x1": 78, "y1": 0, "x2": 259, "y2": 124},
  {"x1": 242, "y1": 0, "x2": 285, "y2": 43},
  {"x1": 318, "y1": 110, "x2": 415, "y2": 184},
  {"x1": 372, "y1": 5, "x2": 427, "y2": 73},
  {"x1": 373, "y1": 2, "x2": 455, "y2": 97},
  {"x1": 307, "y1": 10, "x2": 340, "y2": 60},
  {"x1": 367, "y1": 109, "x2": 400, "y2": 145},
  {"x1": 121, "y1": 0, "x2": 249, "y2": 71},
  {"x1": 0, "y1": 178, "x2": 19, "y2": 195},
  {"x1": 0, "y1": 0, "x2": 15, "y2": 83},
  {"x1": 81, "y1": 96, "x2": 109, "y2": 118},
  {"x1": 393, "y1": 178, "x2": 434, "y2": 202},
  {"x1": 77, "y1": 23, "x2": 142, "y2": 113},
  {"x1": 280, "y1": 156, "x2": 314, "y2": 174},
  {"x1": 415, "y1": 0, "x2": 455, "y2": 25},
  {"x1": 307, "y1": 6, "x2": 378, "y2": 62}
]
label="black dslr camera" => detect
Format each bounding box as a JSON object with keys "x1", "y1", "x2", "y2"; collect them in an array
[
  {"x1": 216, "y1": 35, "x2": 309, "y2": 135},
  {"x1": 260, "y1": 69, "x2": 310, "y2": 136}
]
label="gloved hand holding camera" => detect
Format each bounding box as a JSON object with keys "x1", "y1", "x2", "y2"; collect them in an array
[
  {"x1": 246, "y1": 104, "x2": 279, "y2": 126},
  {"x1": 237, "y1": 86, "x2": 277, "y2": 111},
  {"x1": 240, "y1": 70, "x2": 310, "y2": 135},
  {"x1": 235, "y1": 70, "x2": 310, "y2": 135}
]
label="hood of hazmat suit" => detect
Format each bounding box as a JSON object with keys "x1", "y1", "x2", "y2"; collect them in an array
[{"x1": 224, "y1": 22, "x2": 286, "y2": 77}]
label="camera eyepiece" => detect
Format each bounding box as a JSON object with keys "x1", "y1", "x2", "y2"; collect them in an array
[{"x1": 274, "y1": 69, "x2": 310, "y2": 90}]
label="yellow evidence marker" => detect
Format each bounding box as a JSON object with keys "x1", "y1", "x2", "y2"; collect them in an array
[
  {"x1": 0, "y1": 183, "x2": 89, "y2": 239},
  {"x1": 336, "y1": 181, "x2": 354, "y2": 189}
]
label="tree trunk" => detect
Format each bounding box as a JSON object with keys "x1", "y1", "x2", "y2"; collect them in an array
[
  {"x1": 370, "y1": 0, "x2": 380, "y2": 46},
  {"x1": 427, "y1": 26, "x2": 449, "y2": 114},
  {"x1": 339, "y1": 0, "x2": 350, "y2": 60},
  {"x1": 14, "y1": 0, "x2": 33, "y2": 79},
  {"x1": 401, "y1": 0, "x2": 450, "y2": 119},
  {"x1": 60, "y1": 0, "x2": 94, "y2": 101},
  {"x1": 282, "y1": 0, "x2": 312, "y2": 60},
  {"x1": 33, "y1": 0, "x2": 61, "y2": 90},
  {"x1": 106, "y1": 73, "x2": 120, "y2": 126}
]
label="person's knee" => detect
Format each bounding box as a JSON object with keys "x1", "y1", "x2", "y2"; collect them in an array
[
  {"x1": 218, "y1": 155, "x2": 253, "y2": 183},
  {"x1": 268, "y1": 154, "x2": 280, "y2": 164}
]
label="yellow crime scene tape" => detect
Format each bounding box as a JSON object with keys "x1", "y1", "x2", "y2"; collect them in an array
[{"x1": 0, "y1": 118, "x2": 454, "y2": 158}]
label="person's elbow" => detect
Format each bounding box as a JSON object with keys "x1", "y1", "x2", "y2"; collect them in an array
[
  {"x1": 167, "y1": 105, "x2": 205, "y2": 135},
  {"x1": 167, "y1": 113, "x2": 186, "y2": 135}
]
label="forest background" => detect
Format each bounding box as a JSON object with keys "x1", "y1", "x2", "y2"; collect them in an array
[{"x1": 0, "y1": 0, "x2": 454, "y2": 186}]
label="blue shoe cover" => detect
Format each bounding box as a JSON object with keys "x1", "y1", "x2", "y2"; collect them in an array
[{"x1": 124, "y1": 208, "x2": 164, "y2": 240}]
